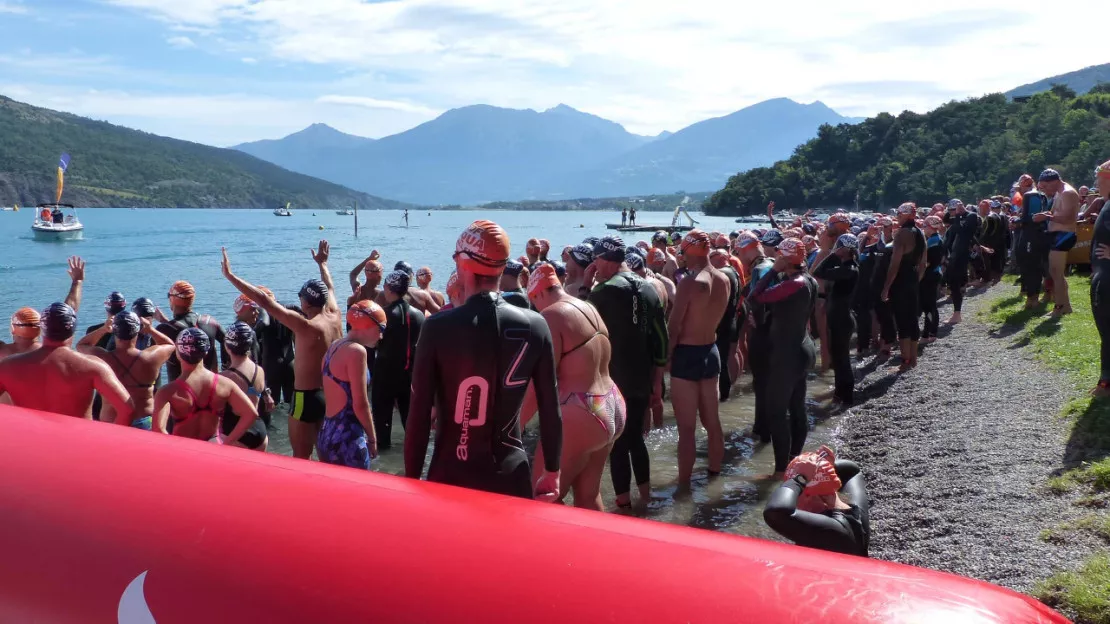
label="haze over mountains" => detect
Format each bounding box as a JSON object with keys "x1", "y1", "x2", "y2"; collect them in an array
[{"x1": 236, "y1": 99, "x2": 863, "y2": 205}]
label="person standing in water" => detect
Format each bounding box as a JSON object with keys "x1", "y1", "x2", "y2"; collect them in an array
[
  {"x1": 222, "y1": 241, "x2": 344, "y2": 460},
  {"x1": 77, "y1": 311, "x2": 176, "y2": 429},
  {"x1": 920, "y1": 216, "x2": 946, "y2": 345},
  {"x1": 219, "y1": 322, "x2": 271, "y2": 450},
  {"x1": 523, "y1": 264, "x2": 623, "y2": 510},
  {"x1": 1089, "y1": 160, "x2": 1110, "y2": 396},
  {"x1": 348, "y1": 251, "x2": 384, "y2": 309},
  {"x1": 0, "y1": 302, "x2": 133, "y2": 420},
  {"x1": 709, "y1": 249, "x2": 741, "y2": 402},
  {"x1": 155, "y1": 280, "x2": 226, "y2": 382},
  {"x1": 1034, "y1": 168, "x2": 1081, "y2": 316},
  {"x1": 565, "y1": 244, "x2": 594, "y2": 299},
  {"x1": 405, "y1": 220, "x2": 562, "y2": 500},
  {"x1": 812, "y1": 234, "x2": 859, "y2": 407},
  {"x1": 319, "y1": 301, "x2": 385, "y2": 469},
  {"x1": 668, "y1": 230, "x2": 730, "y2": 486},
  {"x1": 734, "y1": 231, "x2": 776, "y2": 442},
  {"x1": 881, "y1": 203, "x2": 926, "y2": 372},
  {"x1": 499, "y1": 260, "x2": 530, "y2": 309},
  {"x1": 415, "y1": 266, "x2": 446, "y2": 308},
  {"x1": 372, "y1": 270, "x2": 424, "y2": 450}
]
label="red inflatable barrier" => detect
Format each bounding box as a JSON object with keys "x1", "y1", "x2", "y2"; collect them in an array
[{"x1": 0, "y1": 406, "x2": 1069, "y2": 623}]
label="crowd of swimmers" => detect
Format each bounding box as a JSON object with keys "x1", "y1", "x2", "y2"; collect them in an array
[{"x1": 2, "y1": 162, "x2": 1109, "y2": 560}]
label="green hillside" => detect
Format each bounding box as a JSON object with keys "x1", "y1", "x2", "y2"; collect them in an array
[
  {"x1": 0, "y1": 95, "x2": 411, "y2": 210},
  {"x1": 704, "y1": 85, "x2": 1110, "y2": 216}
]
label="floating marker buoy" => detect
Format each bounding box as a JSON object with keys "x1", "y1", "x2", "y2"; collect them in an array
[{"x1": 319, "y1": 225, "x2": 325, "y2": 230}]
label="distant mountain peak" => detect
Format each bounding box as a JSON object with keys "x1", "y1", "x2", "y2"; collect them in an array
[{"x1": 545, "y1": 103, "x2": 579, "y2": 114}]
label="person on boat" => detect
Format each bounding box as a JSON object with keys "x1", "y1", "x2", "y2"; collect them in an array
[
  {"x1": 749, "y1": 238, "x2": 817, "y2": 475},
  {"x1": 348, "y1": 251, "x2": 384, "y2": 309},
  {"x1": 372, "y1": 269, "x2": 424, "y2": 450},
  {"x1": 621, "y1": 208, "x2": 628, "y2": 227},
  {"x1": 668, "y1": 230, "x2": 729, "y2": 487},
  {"x1": 709, "y1": 248, "x2": 741, "y2": 402},
  {"x1": 812, "y1": 234, "x2": 859, "y2": 407},
  {"x1": 77, "y1": 311, "x2": 176, "y2": 429},
  {"x1": 51, "y1": 206, "x2": 63, "y2": 224},
  {"x1": 319, "y1": 301, "x2": 385, "y2": 469},
  {"x1": 520, "y1": 264, "x2": 623, "y2": 510},
  {"x1": 405, "y1": 220, "x2": 562, "y2": 500},
  {"x1": 588, "y1": 235, "x2": 668, "y2": 507},
  {"x1": 218, "y1": 322, "x2": 271, "y2": 450},
  {"x1": 1033, "y1": 168, "x2": 1081, "y2": 316},
  {"x1": 154, "y1": 280, "x2": 225, "y2": 382},
  {"x1": 1089, "y1": 160, "x2": 1110, "y2": 396},
  {"x1": 565, "y1": 244, "x2": 594, "y2": 299},
  {"x1": 763, "y1": 446, "x2": 870, "y2": 557},
  {"x1": 222, "y1": 241, "x2": 344, "y2": 460},
  {"x1": 153, "y1": 328, "x2": 258, "y2": 443},
  {"x1": 499, "y1": 260, "x2": 530, "y2": 309},
  {"x1": 881, "y1": 203, "x2": 926, "y2": 372},
  {"x1": 415, "y1": 266, "x2": 446, "y2": 308},
  {"x1": 0, "y1": 302, "x2": 133, "y2": 420}
]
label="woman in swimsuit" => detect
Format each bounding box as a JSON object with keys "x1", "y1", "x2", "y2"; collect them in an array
[
  {"x1": 524, "y1": 263, "x2": 625, "y2": 511},
  {"x1": 153, "y1": 328, "x2": 258, "y2": 443},
  {"x1": 220, "y1": 322, "x2": 271, "y2": 451},
  {"x1": 76, "y1": 311, "x2": 176, "y2": 429},
  {"x1": 318, "y1": 300, "x2": 384, "y2": 469}
]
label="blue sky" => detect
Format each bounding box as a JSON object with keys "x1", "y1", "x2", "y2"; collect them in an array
[{"x1": 0, "y1": 0, "x2": 1103, "y2": 146}]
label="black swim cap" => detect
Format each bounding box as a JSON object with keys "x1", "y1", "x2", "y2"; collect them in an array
[
  {"x1": 40, "y1": 302, "x2": 77, "y2": 342},
  {"x1": 175, "y1": 327, "x2": 210, "y2": 365},
  {"x1": 582, "y1": 236, "x2": 600, "y2": 247},
  {"x1": 384, "y1": 269, "x2": 411, "y2": 295},
  {"x1": 503, "y1": 259, "x2": 524, "y2": 278},
  {"x1": 104, "y1": 291, "x2": 127, "y2": 315},
  {"x1": 394, "y1": 261, "x2": 414, "y2": 277},
  {"x1": 131, "y1": 297, "x2": 156, "y2": 318},
  {"x1": 299, "y1": 279, "x2": 329, "y2": 308},
  {"x1": 550, "y1": 260, "x2": 566, "y2": 279},
  {"x1": 569, "y1": 244, "x2": 594, "y2": 268},
  {"x1": 111, "y1": 311, "x2": 141, "y2": 341},
  {"x1": 1038, "y1": 168, "x2": 1061, "y2": 182},
  {"x1": 627, "y1": 245, "x2": 647, "y2": 260},
  {"x1": 760, "y1": 229, "x2": 784, "y2": 248},
  {"x1": 593, "y1": 235, "x2": 626, "y2": 262},
  {"x1": 626, "y1": 251, "x2": 645, "y2": 271},
  {"x1": 224, "y1": 320, "x2": 255, "y2": 356},
  {"x1": 802, "y1": 223, "x2": 817, "y2": 236},
  {"x1": 651, "y1": 230, "x2": 669, "y2": 244}
]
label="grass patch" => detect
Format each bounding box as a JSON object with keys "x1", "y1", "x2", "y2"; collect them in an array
[{"x1": 1036, "y1": 552, "x2": 1110, "y2": 624}]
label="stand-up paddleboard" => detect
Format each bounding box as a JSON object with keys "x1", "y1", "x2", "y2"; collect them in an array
[{"x1": 0, "y1": 406, "x2": 1069, "y2": 623}]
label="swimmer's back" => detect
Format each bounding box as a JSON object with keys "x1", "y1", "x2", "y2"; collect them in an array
[{"x1": 0, "y1": 347, "x2": 103, "y2": 417}]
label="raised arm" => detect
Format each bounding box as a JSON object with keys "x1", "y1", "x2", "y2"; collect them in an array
[
  {"x1": 310, "y1": 240, "x2": 339, "y2": 314},
  {"x1": 222, "y1": 248, "x2": 311, "y2": 332},
  {"x1": 64, "y1": 256, "x2": 85, "y2": 313},
  {"x1": 348, "y1": 250, "x2": 379, "y2": 292},
  {"x1": 220, "y1": 379, "x2": 259, "y2": 445},
  {"x1": 76, "y1": 316, "x2": 112, "y2": 354},
  {"x1": 404, "y1": 320, "x2": 438, "y2": 478}
]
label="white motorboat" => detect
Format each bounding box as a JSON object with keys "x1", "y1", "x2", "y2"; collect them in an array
[
  {"x1": 274, "y1": 202, "x2": 293, "y2": 217},
  {"x1": 335, "y1": 208, "x2": 354, "y2": 215},
  {"x1": 32, "y1": 204, "x2": 83, "y2": 241}
]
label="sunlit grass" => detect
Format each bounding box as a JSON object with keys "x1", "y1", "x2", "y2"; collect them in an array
[{"x1": 1036, "y1": 552, "x2": 1110, "y2": 624}]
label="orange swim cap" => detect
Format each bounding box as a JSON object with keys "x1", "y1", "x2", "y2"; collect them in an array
[
  {"x1": 10, "y1": 307, "x2": 41, "y2": 339},
  {"x1": 446, "y1": 271, "x2": 462, "y2": 300},
  {"x1": 648, "y1": 248, "x2": 666, "y2": 266},
  {"x1": 456, "y1": 220, "x2": 511, "y2": 276},
  {"x1": 978, "y1": 199, "x2": 990, "y2": 211},
  {"x1": 728, "y1": 255, "x2": 746, "y2": 282},
  {"x1": 233, "y1": 294, "x2": 258, "y2": 315},
  {"x1": 527, "y1": 263, "x2": 561, "y2": 298},
  {"x1": 784, "y1": 445, "x2": 841, "y2": 496},
  {"x1": 169, "y1": 280, "x2": 195, "y2": 302},
  {"x1": 778, "y1": 237, "x2": 806, "y2": 262},
  {"x1": 526, "y1": 238, "x2": 541, "y2": 254},
  {"x1": 347, "y1": 300, "x2": 387, "y2": 331},
  {"x1": 713, "y1": 234, "x2": 730, "y2": 249},
  {"x1": 925, "y1": 216, "x2": 943, "y2": 230},
  {"x1": 708, "y1": 248, "x2": 729, "y2": 268},
  {"x1": 679, "y1": 230, "x2": 711, "y2": 257}
]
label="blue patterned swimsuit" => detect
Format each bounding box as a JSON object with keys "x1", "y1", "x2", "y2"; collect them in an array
[{"x1": 318, "y1": 340, "x2": 373, "y2": 470}]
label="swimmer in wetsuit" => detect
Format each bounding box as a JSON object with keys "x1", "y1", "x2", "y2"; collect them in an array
[
  {"x1": 1090, "y1": 160, "x2": 1110, "y2": 396},
  {"x1": 943, "y1": 200, "x2": 986, "y2": 325},
  {"x1": 870, "y1": 218, "x2": 897, "y2": 355},
  {"x1": 881, "y1": 203, "x2": 926, "y2": 372},
  {"x1": 154, "y1": 327, "x2": 258, "y2": 443},
  {"x1": 1033, "y1": 168, "x2": 1081, "y2": 316},
  {"x1": 920, "y1": 216, "x2": 946, "y2": 344},
  {"x1": 523, "y1": 264, "x2": 624, "y2": 510},
  {"x1": 852, "y1": 225, "x2": 880, "y2": 355},
  {"x1": 709, "y1": 248, "x2": 741, "y2": 402},
  {"x1": 219, "y1": 322, "x2": 271, "y2": 450},
  {"x1": 406, "y1": 220, "x2": 562, "y2": 500},
  {"x1": 749, "y1": 238, "x2": 817, "y2": 474},
  {"x1": 319, "y1": 301, "x2": 384, "y2": 469},
  {"x1": 668, "y1": 230, "x2": 730, "y2": 486},
  {"x1": 734, "y1": 231, "x2": 775, "y2": 443},
  {"x1": 763, "y1": 445, "x2": 870, "y2": 557},
  {"x1": 630, "y1": 251, "x2": 673, "y2": 428},
  {"x1": 222, "y1": 241, "x2": 344, "y2": 459},
  {"x1": 77, "y1": 311, "x2": 177, "y2": 429},
  {"x1": 373, "y1": 270, "x2": 424, "y2": 449},
  {"x1": 812, "y1": 234, "x2": 859, "y2": 406},
  {"x1": 154, "y1": 280, "x2": 226, "y2": 383},
  {"x1": 499, "y1": 260, "x2": 530, "y2": 309}
]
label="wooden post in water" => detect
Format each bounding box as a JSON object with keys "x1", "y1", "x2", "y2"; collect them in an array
[{"x1": 354, "y1": 202, "x2": 359, "y2": 238}]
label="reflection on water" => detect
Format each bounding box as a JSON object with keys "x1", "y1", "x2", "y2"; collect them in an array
[{"x1": 269, "y1": 369, "x2": 841, "y2": 539}]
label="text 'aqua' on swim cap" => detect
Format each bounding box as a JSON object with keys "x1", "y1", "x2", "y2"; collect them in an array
[{"x1": 455, "y1": 220, "x2": 511, "y2": 276}]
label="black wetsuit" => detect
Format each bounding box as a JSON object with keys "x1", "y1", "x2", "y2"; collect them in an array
[
  {"x1": 763, "y1": 460, "x2": 870, "y2": 557},
  {"x1": 405, "y1": 293, "x2": 561, "y2": 498},
  {"x1": 372, "y1": 298, "x2": 424, "y2": 449},
  {"x1": 157, "y1": 311, "x2": 225, "y2": 382},
  {"x1": 889, "y1": 221, "x2": 925, "y2": 342},
  {"x1": 853, "y1": 242, "x2": 877, "y2": 353},
  {"x1": 500, "y1": 289, "x2": 531, "y2": 310},
  {"x1": 1018, "y1": 192, "x2": 1050, "y2": 299},
  {"x1": 1092, "y1": 204, "x2": 1110, "y2": 385},
  {"x1": 945, "y1": 211, "x2": 982, "y2": 313},
  {"x1": 255, "y1": 306, "x2": 298, "y2": 417},
  {"x1": 715, "y1": 265, "x2": 741, "y2": 401},
  {"x1": 746, "y1": 257, "x2": 776, "y2": 441},
  {"x1": 984, "y1": 211, "x2": 1008, "y2": 280},
  {"x1": 813, "y1": 255, "x2": 857, "y2": 405},
  {"x1": 750, "y1": 269, "x2": 817, "y2": 472},
  {"x1": 870, "y1": 240, "x2": 896, "y2": 347},
  {"x1": 921, "y1": 233, "x2": 945, "y2": 340},
  {"x1": 589, "y1": 272, "x2": 668, "y2": 499}
]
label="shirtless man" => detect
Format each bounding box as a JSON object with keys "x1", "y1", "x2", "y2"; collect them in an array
[
  {"x1": 565, "y1": 244, "x2": 593, "y2": 299},
  {"x1": 525, "y1": 238, "x2": 542, "y2": 266},
  {"x1": 645, "y1": 249, "x2": 677, "y2": 315},
  {"x1": 0, "y1": 302, "x2": 132, "y2": 420},
  {"x1": 348, "y1": 251, "x2": 384, "y2": 310},
  {"x1": 651, "y1": 231, "x2": 679, "y2": 280},
  {"x1": 415, "y1": 266, "x2": 446, "y2": 308},
  {"x1": 222, "y1": 240, "x2": 344, "y2": 459},
  {"x1": 392, "y1": 261, "x2": 441, "y2": 313},
  {"x1": 0, "y1": 308, "x2": 41, "y2": 364},
  {"x1": 668, "y1": 230, "x2": 730, "y2": 487},
  {"x1": 77, "y1": 311, "x2": 176, "y2": 428},
  {"x1": 1034, "y1": 168, "x2": 1080, "y2": 316}
]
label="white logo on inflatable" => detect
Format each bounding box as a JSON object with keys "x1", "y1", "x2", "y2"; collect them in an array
[
  {"x1": 118, "y1": 571, "x2": 156, "y2": 624},
  {"x1": 455, "y1": 376, "x2": 489, "y2": 461}
]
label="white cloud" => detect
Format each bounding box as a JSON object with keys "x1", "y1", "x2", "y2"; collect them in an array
[
  {"x1": 166, "y1": 35, "x2": 196, "y2": 49},
  {"x1": 316, "y1": 95, "x2": 440, "y2": 116},
  {"x1": 240, "y1": 57, "x2": 257, "y2": 64},
  {"x1": 0, "y1": 1, "x2": 27, "y2": 14}
]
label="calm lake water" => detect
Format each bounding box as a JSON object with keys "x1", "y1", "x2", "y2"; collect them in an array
[{"x1": 0, "y1": 207, "x2": 841, "y2": 538}]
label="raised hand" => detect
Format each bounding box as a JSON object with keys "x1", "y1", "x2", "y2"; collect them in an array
[
  {"x1": 221, "y1": 247, "x2": 233, "y2": 279},
  {"x1": 311, "y1": 240, "x2": 330, "y2": 265},
  {"x1": 67, "y1": 256, "x2": 85, "y2": 282}
]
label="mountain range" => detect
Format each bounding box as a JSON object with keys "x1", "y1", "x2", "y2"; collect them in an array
[
  {"x1": 236, "y1": 99, "x2": 864, "y2": 205},
  {"x1": 1006, "y1": 62, "x2": 1110, "y2": 99}
]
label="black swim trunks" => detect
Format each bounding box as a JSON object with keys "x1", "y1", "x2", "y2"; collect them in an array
[
  {"x1": 291, "y1": 388, "x2": 326, "y2": 424},
  {"x1": 670, "y1": 343, "x2": 721, "y2": 381}
]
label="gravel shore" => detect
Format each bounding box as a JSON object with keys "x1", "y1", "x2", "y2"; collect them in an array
[{"x1": 835, "y1": 283, "x2": 1098, "y2": 591}]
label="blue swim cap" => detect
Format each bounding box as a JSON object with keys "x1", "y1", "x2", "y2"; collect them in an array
[
  {"x1": 835, "y1": 233, "x2": 859, "y2": 251},
  {"x1": 175, "y1": 327, "x2": 210, "y2": 365},
  {"x1": 299, "y1": 279, "x2": 329, "y2": 308},
  {"x1": 627, "y1": 245, "x2": 647, "y2": 260},
  {"x1": 569, "y1": 244, "x2": 594, "y2": 268},
  {"x1": 503, "y1": 260, "x2": 524, "y2": 278},
  {"x1": 626, "y1": 251, "x2": 645, "y2": 271},
  {"x1": 104, "y1": 291, "x2": 127, "y2": 315},
  {"x1": 225, "y1": 320, "x2": 255, "y2": 356},
  {"x1": 111, "y1": 311, "x2": 141, "y2": 341},
  {"x1": 40, "y1": 302, "x2": 77, "y2": 342},
  {"x1": 760, "y1": 229, "x2": 784, "y2": 248},
  {"x1": 394, "y1": 261, "x2": 414, "y2": 277},
  {"x1": 593, "y1": 236, "x2": 626, "y2": 262},
  {"x1": 131, "y1": 297, "x2": 156, "y2": 319},
  {"x1": 384, "y1": 269, "x2": 411, "y2": 295}
]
